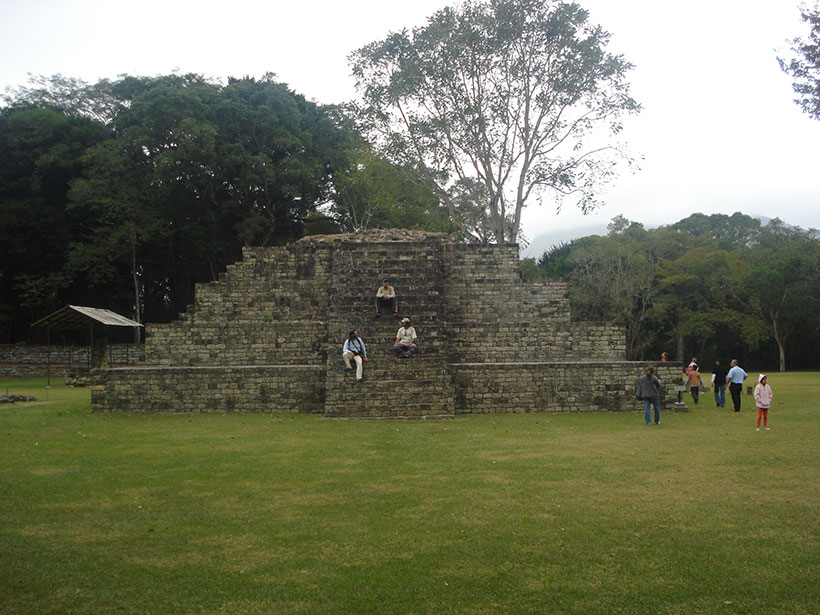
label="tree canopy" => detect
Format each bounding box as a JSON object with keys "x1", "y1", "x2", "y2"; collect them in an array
[
  {"x1": 531, "y1": 213, "x2": 820, "y2": 371},
  {"x1": 0, "y1": 72, "x2": 444, "y2": 341},
  {"x1": 778, "y1": 3, "x2": 820, "y2": 120},
  {"x1": 350, "y1": 0, "x2": 639, "y2": 243}
]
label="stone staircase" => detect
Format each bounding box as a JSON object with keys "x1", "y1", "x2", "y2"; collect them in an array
[{"x1": 322, "y1": 240, "x2": 455, "y2": 418}]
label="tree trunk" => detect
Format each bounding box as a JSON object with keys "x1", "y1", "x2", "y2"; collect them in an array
[
  {"x1": 772, "y1": 314, "x2": 787, "y2": 372},
  {"x1": 777, "y1": 338, "x2": 786, "y2": 373},
  {"x1": 130, "y1": 230, "x2": 141, "y2": 343},
  {"x1": 675, "y1": 329, "x2": 684, "y2": 363}
]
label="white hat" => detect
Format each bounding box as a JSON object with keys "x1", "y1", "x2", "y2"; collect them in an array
[{"x1": 759, "y1": 374, "x2": 767, "y2": 383}]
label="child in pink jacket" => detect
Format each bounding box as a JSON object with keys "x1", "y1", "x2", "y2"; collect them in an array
[{"x1": 754, "y1": 374, "x2": 773, "y2": 431}]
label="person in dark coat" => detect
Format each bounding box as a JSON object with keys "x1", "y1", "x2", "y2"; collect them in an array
[
  {"x1": 638, "y1": 366, "x2": 661, "y2": 425},
  {"x1": 711, "y1": 359, "x2": 729, "y2": 407}
]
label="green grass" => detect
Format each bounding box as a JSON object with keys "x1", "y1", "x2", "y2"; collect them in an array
[{"x1": 1, "y1": 374, "x2": 819, "y2": 614}]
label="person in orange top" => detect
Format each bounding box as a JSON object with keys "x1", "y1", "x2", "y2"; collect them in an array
[{"x1": 687, "y1": 366, "x2": 703, "y2": 404}]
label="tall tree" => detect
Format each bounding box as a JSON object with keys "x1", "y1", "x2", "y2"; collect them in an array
[
  {"x1": 565, "y1": 218, "x2": 657, "y2": 358},
  {"x1": 350, "y1": 0, "x2": 639, "y2": 243},
  {"x1": 70, "y1": 73, "x2": 352, "y2": 321},
  {"x1": 0, "y1": 106, "x2": 112, "y2": 341},
  {"x1": 535, "y1": 212, "x2": 820, "y2": 369},
  {"x1": 652, "y1": 244, "x2": 755, "y2": 364},
  {"x1": 742, "y1": 221, "x2": 820, "y2": 372},
  {"x1": 778, "y1": 3, "x2": 820, "y2": 120},
  {"x1": 331, "y1": 144, "x2": 452, "y2": 232}
]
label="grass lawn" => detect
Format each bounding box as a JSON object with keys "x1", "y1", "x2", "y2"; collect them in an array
[{"x1": 1, "y1": 374, "x2": 819, "y2": 614}]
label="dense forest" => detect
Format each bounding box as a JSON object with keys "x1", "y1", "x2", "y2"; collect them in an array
[
  {"x1": 0, "y1": 73, "x2": 452, "y2": 343},
  {"x1": 522, "y1": 213, "x2": 820, "y2": 371}
]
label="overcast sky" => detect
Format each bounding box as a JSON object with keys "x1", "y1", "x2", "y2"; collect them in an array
[{"x1": 2, "y1": 0, "x2": 818, "y2": 256}]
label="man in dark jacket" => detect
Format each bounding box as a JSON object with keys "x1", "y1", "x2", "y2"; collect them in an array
[{"x1": 712, "y1": 360, "x2": 729, "y2": 407}]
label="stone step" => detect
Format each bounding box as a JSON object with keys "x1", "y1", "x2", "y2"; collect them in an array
[
  {"x1": 326, "y1": 361, "x2": 451, "y2": 378},
  {"x1": 326, "y1": 384, "x2": 454, "y2": 404},
  {"x1": 328, "y1": 351, "x2": 447, "y2": 362},
  {"x1": 323, "y1": 401, "x2": 455, "y2": 419},
  {"x1": 332, "y1": 299, "x2": 444, "y2": 310},
  {"x1": 327, "y1": 374, "x2": 452, "y2": 385},
  {"x1": 326, "y1": 331, "x2": 446, "y2": 341}
]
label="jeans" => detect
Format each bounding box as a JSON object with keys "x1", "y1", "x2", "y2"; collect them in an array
[
  {"x1": 690, "y1": 386, "x2": 700, "y2": 404},
  {"x1": 394, "y1": 342, "x2": 416, "y2": 357},
  {"x1": 729, "y1": 382, "x2": 743, "y2": 411},
  {"x1": 376, "y1": 297, "x2": 396, "y2": 314},
  {"x1": 713, "y1": 384, "x2": 726, "y2": 407},
  {"x1": 644, "y1": 397, "x2": 660, "y2": 424}
]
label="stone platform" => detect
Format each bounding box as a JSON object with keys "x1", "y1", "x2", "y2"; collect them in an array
[{"x1": 92, "y1": 231, "x2": 679, "y2": 416}]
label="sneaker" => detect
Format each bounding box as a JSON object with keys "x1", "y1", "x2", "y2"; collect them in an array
[
  {"x1": 357, "y1": 378, "x2": 363, "y2": 384},
  {"x1": 756, "y1": 428, "x2": 760, "y2": 431},
  {"x1": 654, "y1": 421, "x2": 660, "y2": 425},
  {"x1": 345, "y1": 367, "x2": 353, "y2": 373},
  {"x1": 765, "y1": 427, "x2": 770, "y2": 431}
]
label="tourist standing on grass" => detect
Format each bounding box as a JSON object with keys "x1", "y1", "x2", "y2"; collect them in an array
[
  {"x1": 375, "y1": 278, "x2": 398, "y2": 317},
  {"x1": 639, "y1": 366, "x2": 661, "y2": 425},
  {"x1": 726, "y1": 359, "x2": 748, "y2": 412},
  {"x1": 687, "y1": 366, "x2": 702, "y2": 404},
  {"x1": 394, "y1": 318, "x2": 417, "y2": 357},
  {"x1": 342, "y1": 329, "x2": 368, "y2": 383},
  {"x1": 711, "y1": 359, "x2": 728, "y2": 407},
  {"x1": 754, "y1": 374, "x2": 773, "y2": 431}
]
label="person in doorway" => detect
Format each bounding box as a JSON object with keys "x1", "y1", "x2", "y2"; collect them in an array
[
  {"x1": 687, "y1": 365, "x2": 702, "y2": 404},
  {"x1": 711, "y1": 359, "x2": 728, "y2": 407},
  {"x1": 638, "y1": 366, "x2": 662, "y2": 425},
  {"x1": 375, "y1": 279, "x2": 397, "y2": 317},
  {"x1": 394, "y1": 318, "x2": 417, "y2": 358},
  {"x1": 725, "y1": 359, "x2": 748, "y2": 412},
  {"x1": 754, "y1": 374, "x2": 773, "y2": 431},
  {"x1": 342, "y1": 329, "x2": 368, "y2": 383}
]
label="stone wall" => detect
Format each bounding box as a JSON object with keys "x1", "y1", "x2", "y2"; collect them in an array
[
  {"x1": 447, "y1": 322, "x2": 626, "y2": 362},
  {"x1": 443, "y1": 245, "x2": 572, "y2": 323},
  {"x1": 442, "y1": 244, "x2": 622, "y2": 363},
  {"x1": 0, "y1": 344, "x2": 145, "y2": 377},
  {"x1": 92, "y1": 365, "x2": 324, "y2": 413},
  {"x1": 145, "y1": 322, "x2": 328, "y2": 366},
  {"x1": 145, "y1": 244, "x2": 333, "y2": 366},
  {"x1": 452, "y1": 362, "x2": 680, "y2": 413}
]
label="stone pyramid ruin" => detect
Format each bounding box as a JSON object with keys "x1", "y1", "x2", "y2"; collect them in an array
[{"x1": 93, "y1": 230, "x2": 677, "y2": 417}]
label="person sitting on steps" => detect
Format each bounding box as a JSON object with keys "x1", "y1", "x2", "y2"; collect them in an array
[
  {"x1": 394, "y1": 318, "x2": 417, "y2": 358},
  {"x1": 342, "y1": 329, "x2": 368, "y2": 383},
  {"x1": 375, "y1": 278, "x2": 398, "y2": 317}
]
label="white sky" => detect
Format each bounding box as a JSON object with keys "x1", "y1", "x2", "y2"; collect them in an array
[{"x1": 2, "y1": 0, "x2": 819, "y2": 256}]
